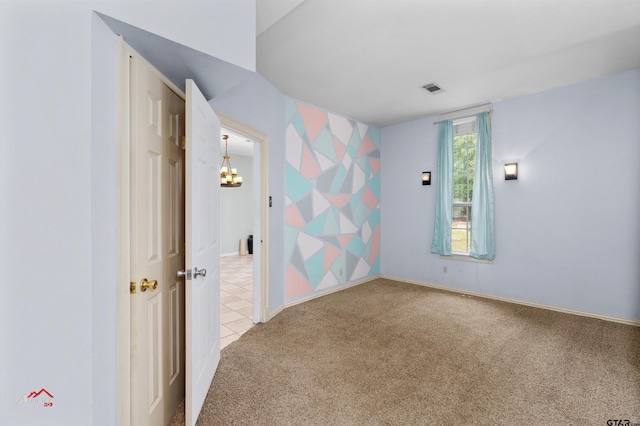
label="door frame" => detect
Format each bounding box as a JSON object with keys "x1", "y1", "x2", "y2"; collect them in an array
[
  {"x1": 217, "y1": 111, "x2": 270, "y2": 324},
  {"x1": 115, "y1": 38, "x2": 270, "y2": 425}
]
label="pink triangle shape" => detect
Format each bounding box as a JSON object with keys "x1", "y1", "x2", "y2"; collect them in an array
[
  {"x1": 286, "y1": 266, "x2": 314, "y2": 299},
  {"x1": 338, "y1": 234, "x2": 354, "y2": 248},
  {"x1": 326, "y1": 194, "x2": 351, "y2": 209},
  {"x1": 300, "y1": 145, "x2": 322, "y2": 179},
  {"x1": 369, "y1": 158, "x2": 381, "y2": 176},
  {"x1": 286, "y1": 204, "x2": 306, "y2": 229},
  {"x1": 361, "y1": 187, "x2": 379, "y2": 210},
  {"x1": 297, "y1": 102, "x2": 328, "y2": 142},
  {"x1": 368, "y1": 224, "x2": 381, "y2": 265},
  {"x1": 323, "y1": 243, "x2": 342, "y2": 273},
  {"x1": 333, "y1": 137, "x2": 347, "y2": 162},
  {"x1": 356, "y1": 135, "x2": 377, "y2": 157}
]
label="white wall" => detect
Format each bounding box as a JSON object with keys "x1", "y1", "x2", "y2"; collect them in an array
[
  {"x1": 381, "y1": 69, "x2": 640, "y2": 321},
  {"x1": 220, "y1": 155, "x2": 254, "y2": 255},
  {"x1": 0, "y1": 2, "x2": 255, "y2": 425}
]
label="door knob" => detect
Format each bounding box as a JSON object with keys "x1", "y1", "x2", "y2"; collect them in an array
[
  {"x1": 193, "y1": 267, "x2": 207, "y2": 278},
  {"x1": 140, "y1": 278, "x2": 158, "y2": 292},
  {"x1": 177, "y1": 269, "x2": 186, "y2": 279}
]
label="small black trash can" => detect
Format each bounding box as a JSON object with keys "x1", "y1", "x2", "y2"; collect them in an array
[{"x1": 248, "y1": 235, "x2": 253, "y2": 254}]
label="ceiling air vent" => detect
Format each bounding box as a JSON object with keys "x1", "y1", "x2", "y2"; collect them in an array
[{"x1": 422, "y1": 83, "x2": 443, "y2": 94}]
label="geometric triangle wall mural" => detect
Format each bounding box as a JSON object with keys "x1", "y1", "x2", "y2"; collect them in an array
[{"x1": 285, "y1": 98, "x2": 381, "y2": 300}]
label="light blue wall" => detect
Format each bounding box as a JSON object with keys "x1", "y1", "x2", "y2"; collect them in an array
[
  {"x1": 220, "y1": 155, "x2": 254, "y2": 255},
  {"x1": 91, "y1": 13, "x2": 118, "y2": 425},
  {"x1": 0, "y1": 3, "x2": 256, "y2": 425},
  {"x1": 209, "y1": 73, "x2": 287, "y2": 313},
  {"x1": 381, "y1": 69, "x2": 640, "y2": 321}
]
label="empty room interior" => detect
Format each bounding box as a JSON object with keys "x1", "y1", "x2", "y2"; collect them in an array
[{"x1": 1, "y1": 1, "x2": 639, "y2": 425}]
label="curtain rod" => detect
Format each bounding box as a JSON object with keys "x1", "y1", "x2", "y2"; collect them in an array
[{"x1": 432, "y1": 104, "x2": 493, "y2": 125}]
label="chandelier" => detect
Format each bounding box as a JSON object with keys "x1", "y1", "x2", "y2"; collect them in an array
[{"x1": 220, "y1": 135, "x2": 242, "y2": 187}]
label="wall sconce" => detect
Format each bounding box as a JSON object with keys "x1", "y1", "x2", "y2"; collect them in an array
[
  {"x1": 422, "y1": 171, "x2": 431, "y2": 185},
  {"x1": 504, "y1": 163, "x2": 518, "y2": 180}
]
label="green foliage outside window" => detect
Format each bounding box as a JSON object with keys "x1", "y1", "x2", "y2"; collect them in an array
[{"x1": 453, "y1": 133, "x2": 476, "y2": 209}]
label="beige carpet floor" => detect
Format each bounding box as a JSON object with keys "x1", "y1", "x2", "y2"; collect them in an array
[{"x1": 171, "y1": 278, "x2": 640, "y2": 425}]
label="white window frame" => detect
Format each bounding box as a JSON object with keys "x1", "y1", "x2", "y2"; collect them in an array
[{"x1": 451, "y1": 116, "x2": 477, "y2": 256}]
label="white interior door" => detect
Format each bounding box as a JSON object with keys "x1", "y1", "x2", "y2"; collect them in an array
[
  {"x1": 185, "y1": 79, "x2": 221, "y2": 426},
  {"x1": 130, "y1": 55, "x2": 186, "y2": 426},
  {"x1": 163, "y1": 80, "x2": 187, "y2": 420}
]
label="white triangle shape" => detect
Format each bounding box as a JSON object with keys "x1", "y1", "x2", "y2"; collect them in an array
[
  {"x1": 312, "y1": 189, "x2": 331, "y2": 218},
  {"x1": 315, "y1": 151, "x2": 335, "y2": 171},
  {"x1": 353, "y1": 162, "x2": 365, "y2": 193},
  {"x1": 286, "y1": 123, "x2": 303, "y2": 170},
  {"x1": 297, "y1": 232, "x2": 323, "y2": 261},
  {"x1": 351, "y1": 258, "x2": 371, "y2": 280},
  {"x1": 342, "y1": 153, "x2": 352, "y2": 171},
  {"x1": 361, "y1": 221, "x2": 372, "y2": 244},
  {"x1": 339, "y1": 212, "x2": 358, "y2": 234},
  {"x1": 328, "y1": 113, "x2": 353, "y2": 145},
  {"x1": 315, "y1": 271, "x2": 339, "y2": 291},
  {"x1": 357, "y1": 123, "x2": 369, "y2": 141}
]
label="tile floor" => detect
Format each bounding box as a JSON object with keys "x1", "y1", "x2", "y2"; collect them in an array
[{"x1": 220, "y1": 254, "x2": 254, "y2": 349}]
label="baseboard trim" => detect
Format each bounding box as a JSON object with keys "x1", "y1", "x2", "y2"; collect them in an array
[
  {"x1": 267, "y1": 276, "x2": 379, "y2": 321},
  {"x1": 266, "y1": 305, "x2": 286, "y2": 322},
  {"x1": 221, "y1": 252, "x2": 240, "y2": 257},
  {"x1": 380, "y1": 274, "x2": 640, "y2": 327}
]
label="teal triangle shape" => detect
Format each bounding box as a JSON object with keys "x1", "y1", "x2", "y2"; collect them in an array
[
  {"x1": 330, "y1": 165, "x2": 347, "y2": 194},
  {"x1": 286, "y1": 164, "x2": 312, "y2": 202},
  {"x1": 352, "y1": 201, "x2": 371, "y2": 228},
  {"x1": 312, "y1": 128, "x2": 337, "y2": 162},
  {"x1": 306, "y1": 250, "x2": 325, "y2": 287},
  {"x1": 323, "y1": 208, "x2": 340, "y2": 235},
  {"x1": 285, "y1": 98, "x2": 297, "y2": 124},
  {"x1": 347, "y1": 234, "x2": 365, "y2": 257},
  {"x1": 355, "y1": 156, "x2": 368, "y2": 173},
  {"x1": 368, "y1": 209, "x2": 381, "y2": 230},
  {"x1": 368, "y1": 173, "x2": 381, "y2": 198},
  {"x1": 292, "y1": 113, "x2": 305, "y2": 137},
  {"x1": 348, "y1": 127, "x2": 362, "y2": 154},
  {"x1": 370, "y1": 256, "x2": 380, "y2": 275},
  {"x1": 304, "y1": 211, "x2": 328, "y2": 236}
]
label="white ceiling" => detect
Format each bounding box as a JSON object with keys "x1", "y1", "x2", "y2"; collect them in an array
[
  {"x1": 221, "y1": 128, "x2": 255, "y2": 157},
  {"x1": 257, "y1": 0, "x2": 640, "y2": 127}
]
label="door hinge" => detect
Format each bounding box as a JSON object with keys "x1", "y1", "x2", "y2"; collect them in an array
[{"x1": 130, "y1": 281, "x2": 137, "y2": 294}]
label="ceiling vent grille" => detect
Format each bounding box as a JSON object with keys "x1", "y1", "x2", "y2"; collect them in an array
[{"x1": 422, "y1": 83, "x2": 443, "y2": 94}]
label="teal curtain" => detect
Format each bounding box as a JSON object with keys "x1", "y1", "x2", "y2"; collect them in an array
[
  {"x1": 470, "y1": 112, "x2": 495, "y2": 260},
  {"x1": 431, "y1": 120, "x2": 453, "y2": 256}
]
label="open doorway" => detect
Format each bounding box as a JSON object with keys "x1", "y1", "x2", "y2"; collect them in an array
[
  {"x1": 219, "y1": 129, "x2": 256, "y2": 347},
  {"x1": 215, "y1": 111, "x2": 270, "y2": 332}
]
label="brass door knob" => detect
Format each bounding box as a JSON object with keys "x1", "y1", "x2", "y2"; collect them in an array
[{"x1": 140, "y1": 278, "x2": 158, "y2": 292}]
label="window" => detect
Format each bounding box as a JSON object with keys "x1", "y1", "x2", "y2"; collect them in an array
[
  {"x1": 452, "y1": 117, "x2": 477, "y2": 254},
  {"x1": 431, "y1": 110, "x2": 494, "y2": 261}
]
